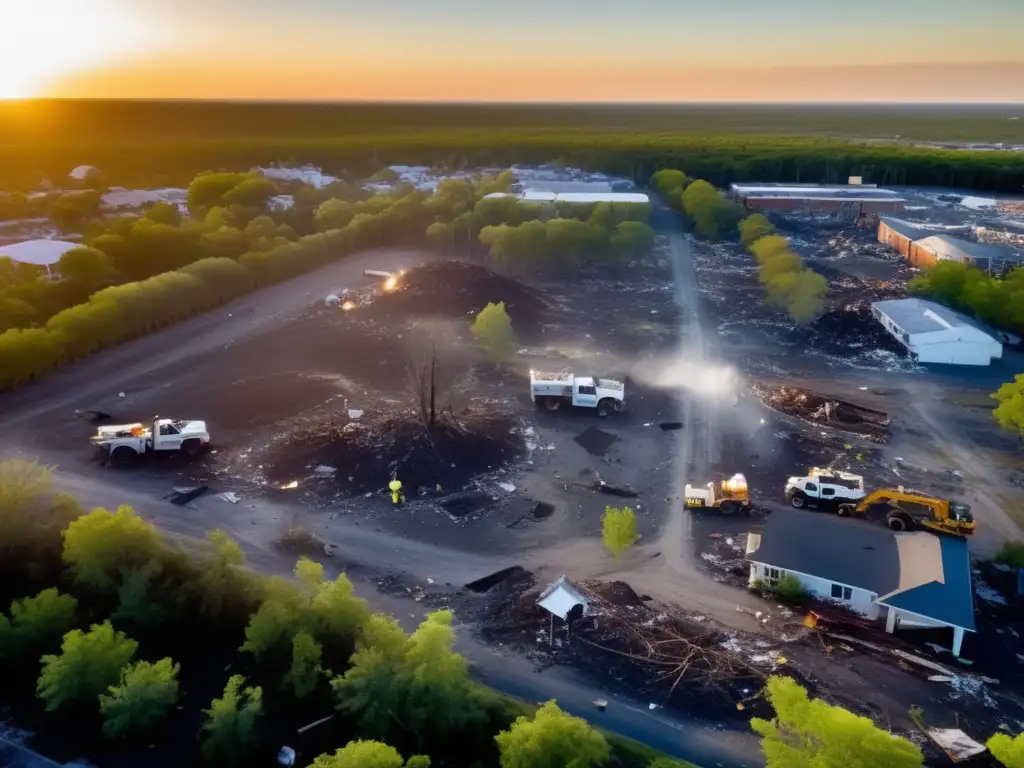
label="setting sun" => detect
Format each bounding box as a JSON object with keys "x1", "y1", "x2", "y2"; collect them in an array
[{"x1": 1, "y1": 0, "x2": 145, "y2": 98}]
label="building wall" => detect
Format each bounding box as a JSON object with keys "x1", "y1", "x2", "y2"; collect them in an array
[
  {"x1": 878, "y1": 221, "x2": 912, "y2": 257},
  {"x1": 743, "y1": 198, "x2": 904, "y2": 215},
  {"x1": 909, "y1": 240, "x2": 939, "y2": 268},
  {"x1": 914, "y1": 339, "x2": 1001, "y2": 365},
  {"x1": 748, "y1": 563, "x2": 880, "y2": 619}
]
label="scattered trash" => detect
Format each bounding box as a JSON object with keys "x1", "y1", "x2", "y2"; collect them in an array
[
  {"x1": 347, "y1": 409, "x2": 363, "y2": 420},
  {"x1": 218, "y1": 492, "x2": 240, "y2": 504},
  {"x1": 592, "y1": 699, "x2": 608, "y2": 711},
  {"x1": 74, "y1": 409, "x2": 113, "y2": 423},
  {"x1": 324, "y1": 294, "x2": 341, "y2": 306},
  {"x1": 975, "y1": 579, "x2": 1008, "y2": 605},
  {"x1": 658, "y1": 422, "x2": 683, "y2": 431},
  {"x1": 648, "y1": 702, "x2": 659, "y2": 711},
  {"x1": 498, "y1": 482, "x2": 516, "y2": 493},
  {"x1": 277, "y1": 746, "x2": 297, "y2": 767},
  {"x1": 313, "y1": 465, "x2": 337, "y2": 478},
  {"x1": 597, "y1": 480, "x2": 639, "y2": 498},
  {"x1": 925, "y1": 728, "x2": 987, "y2": 763},
  {"x1": 118, "y1": 392, "x2": 125, "y2": 397}
]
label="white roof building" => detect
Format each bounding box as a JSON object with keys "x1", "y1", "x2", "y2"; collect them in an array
[
  {"x1": 0, "y1": 239, "x2": 82, "y2": 275},
  {"x1": 484, "y1": 191, "x2": 650, "y2": 205},
  {"x1": 871, "y1": 298, "x2": 1003, "y2": 366}
]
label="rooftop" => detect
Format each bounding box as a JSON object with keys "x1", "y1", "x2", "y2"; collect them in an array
[
  {"x1": 0, "y1": 239, "x2": 82, "y2": 266},
  {"x1": 730, "y1": 183, "x2": 904, "y2": 202},
  {"x1": 879, "y1": 217, "x2": 945, "y2": 241},
  {"x1": 485, "y1": 190, "x2": 650, "y2": 204},
  {"x1": 873, "y1": 297, "x2": 998, "y2": 341},
  {"x1": 913, "y1": 234, "x2": 1020, "y2": 264},
  {"x1": 747, "y1": 512, "x2": 975, "y2": 630}
]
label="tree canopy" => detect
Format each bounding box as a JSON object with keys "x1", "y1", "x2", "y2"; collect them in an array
[
  {"x1": 200, "y1": 675, "x2": 264, "y2": 766},
  {"x1": 99, "y1": 658, "x2": 181, "y2": 739},
  {"x1": 751, "y1": 676, "x2": 923, "y2": 768},
  {"x1": 602, "y1": 506, "x2": 639, "y2": 557},
  {"x1": 471, "y1": 302, "x2": 517, "y2": 365},
  {"x1": 988, "y1": 732, "x2": 1024, "y2": 768},
  {"x1": 0, "y1": 588, "x2": 78, "y2": 660},
  {"x1": 61, "y1": 505, "x2": 164, "y2": 593},
  {"x1": 494, "y1": 699, "x2": 611, "y2": 768},
  {"x1": 310, "y1": 740, "x2": 430, "y2": 768},
  {"x1": 37, "y1": 621, "x2": 138, "y2": 712}
]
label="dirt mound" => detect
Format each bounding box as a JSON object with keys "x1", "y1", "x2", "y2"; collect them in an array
[
  {"x1": 371, "y1": 261, "x2": 549, "y2": 337},
  {"x1": 260, "y1": 407, "x2": 524, "y2": 496},
  {"x1": 583, "y1": 580, "x2": 645, "y2": 607},
  {"x1": 755, "y1": 384, "x2": 890, "y2": 443}
]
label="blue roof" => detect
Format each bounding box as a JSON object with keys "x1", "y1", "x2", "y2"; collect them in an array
[{"x1": 878, "y1": 536, "x2": 975, "y2": 631}]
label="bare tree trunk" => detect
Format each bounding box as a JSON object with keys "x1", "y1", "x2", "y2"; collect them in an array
[{"x1": 429, "y1": 338, "x2": 437, "y2": 428}]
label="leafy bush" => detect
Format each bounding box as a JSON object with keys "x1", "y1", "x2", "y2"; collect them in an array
[
  {"x1": 602, "y1": 506, "x2": 639, "y2": 557},
  {"x1": 495, "y1": 699, "x2": 611, "y2": 768},
  {"x1": 0, "y1": 589, "x2": 78, "y2": 661},
  {"x1": 37, "y1": 622, "x2": 138, "y2": 713},
  {"x1": 771, "y1": 574, "x2": 809, "y2": 603},
  {"x1": 100, "y1": 658, "x2": 181, "y2": 739},
  {"x1": 200, "y1": 675, "x2": 264, "y2": 765},
  {"x1": 993, "y1": 540, "x2": 1024, "y2": 570},
  {"x1": 471, "y1": 302, "x2": 517, "y2": 365}
]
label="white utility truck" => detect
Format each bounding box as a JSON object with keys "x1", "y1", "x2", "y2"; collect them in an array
[
  {"x1": 784, "y1": 467, "x2": 865, "y2": 512},
  {"x1": 92, "y1": 419, "x2": 211, "y2": 464},
  {"x1": 529, "y1": 371, "x2": 625, "y2": 417}
]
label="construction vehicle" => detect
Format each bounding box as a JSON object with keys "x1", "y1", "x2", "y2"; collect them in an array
[
  {"x1": 684, "y1": 473, "x2": 753, "y2": 515},
  {"x1": 92, "y1": 418, "x2": 210, "y2": 464},
  {"x1": 785, "y1": 468, "x2": 866, "y2": 511},
  {"x1": 529, "y1": 370, "x2": 625, "y2": 417},
  {"x1": 837, "y1": 488, "x2": 976, "y2": 536}
]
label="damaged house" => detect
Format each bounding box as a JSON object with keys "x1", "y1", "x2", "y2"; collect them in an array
[{"x1": 746, "y1": 512, "x2": 975, "y2": 656}]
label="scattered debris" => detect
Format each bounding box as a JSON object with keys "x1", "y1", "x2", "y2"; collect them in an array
[
  {"x1": 465, "y1": 566, "x2": 528, "y2": 594},
  {"x1": 658, "y1": 422, "x2": 683, "y2": 431},
  {"x1": 347, "y1": 409, "x2": 364, "y2": 420},
  {"x1": 218, "y1": 491, "x2": 240, "y2": 504},
  {"x1": 754, "y1": 384, "x2": 890, "y2": 442},
  {"x1": 313, "y1": 465, "x2": 337, "y2": 478},
  {"x1": 925, "y1": 728, "x2": 987, "y2": 763},
  {"x1": 498, "y1": 482, "x2": 516, "y2": 493},
  {"x1": 168, "y1": 485, "x2": 210, "y2": 506},
  {"x1": 537, "y1": 575, "x2": 590, "y2": 620}
]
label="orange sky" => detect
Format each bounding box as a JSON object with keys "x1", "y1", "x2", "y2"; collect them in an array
[{"x1": 9, "y1": 0, "x2": 1024, "y2": 102}]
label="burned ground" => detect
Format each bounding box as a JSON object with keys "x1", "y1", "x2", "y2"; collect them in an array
[{"x1": 752, "y1": 383, "x2": 890, "y2": 443}]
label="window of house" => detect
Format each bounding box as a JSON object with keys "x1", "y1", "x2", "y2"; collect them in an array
[
  {"x1": 766, "y1": 567, "x2": 782, "y2": 585},
  {"x1": 830, "y1": 584, "x2": 853, "y2": 601}
]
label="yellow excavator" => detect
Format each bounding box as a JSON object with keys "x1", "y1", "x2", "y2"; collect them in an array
[{"x1": 837, "y1": 488, "x2": 976, "y2": 536}]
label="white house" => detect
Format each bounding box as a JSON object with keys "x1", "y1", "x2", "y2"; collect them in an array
[
  {"x1": 871, "y1": 297, "x2": 1003, "y2": 366},
  {"x1": 0, "y1": 239, "x2": 82, "y2": 277},
  {"x1": 746, "y1": 512, "x2": 975, "y2": 657}
]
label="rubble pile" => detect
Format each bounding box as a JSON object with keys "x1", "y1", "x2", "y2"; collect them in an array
[
  {"x1": 755, "y1": 384, "x2": 890, "y2": 442},
  {"x1": 259, "y1": 405, "x2": 524, "y2": 496},
  {"x1": 370, "y1": 261, "x2": 550, "y2": 337}
]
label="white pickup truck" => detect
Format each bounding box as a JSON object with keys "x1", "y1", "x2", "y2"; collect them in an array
[
  {"x1": 529, "y1": 371, "x2": 625, "y2": 417},
  {"x1": 785, "y1": 467, "x2": 866, "y2": 511},
  {"x1": 92, "y1": 418, "x2": 211, "y2": 464}
]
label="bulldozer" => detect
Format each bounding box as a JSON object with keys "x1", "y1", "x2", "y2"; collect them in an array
[
  {"x1": 837, "y1": 488, "x2": 976, "y2": 536},
  {"x1": 684, "y1": 473, "x2": 753, "y2": 515}
]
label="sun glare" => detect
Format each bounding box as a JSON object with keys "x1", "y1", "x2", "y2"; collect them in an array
[{"x1": 0, "y1": 1, "x2": 145, "y2": 99}]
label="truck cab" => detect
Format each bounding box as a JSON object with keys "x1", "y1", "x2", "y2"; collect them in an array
[
  {"x1": 93, "y1": 418, "x2": 210, "y2": 463},
  {"x1": 530, "y1": 371, "x2": 625, "y2": 417}
]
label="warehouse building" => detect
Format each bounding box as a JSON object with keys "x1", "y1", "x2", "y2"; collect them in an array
[
  {"x1": 876, "y1": 217, "x2": 943, "y2": 258},
  {"x1": 729, "y1": 182, "x2": 905, "y2": 215},
  {"x1": 909, "y1": 234, "x2": 1021, "y2": 274},
  {"x1": 484, "y1": 191, "x2": 650, "y2": 204},
  {"x1": 871, "y1": 298, "x2": 1003, "y2": 366}
]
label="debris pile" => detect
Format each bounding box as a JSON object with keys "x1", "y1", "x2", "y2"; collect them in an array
[
  {"x1": 369, "y1": 261, "x2": 549, "y2": 337},
  {"x1": 258, "y1": 406, "x2": 524, "y2": 496},
  {"x1": 755, "y1": 384, "x2": 890, "y2": 442}
]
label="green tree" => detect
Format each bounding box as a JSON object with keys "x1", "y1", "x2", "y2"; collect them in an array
[
  {"x1": 471, "y1": 302, "x2": 517, "y2": 366},
  {"x1": 495, "y1": 699, "x2": 611, "y2": 768},
  {"x1": 992, "y1": 375, "x2": 1024, "y2": 438},
  {"x1": 739, "y1": 214, "x2": 774, "y2": 246},
  {"x1": 610, "y1": 221, "x2": 656, "y2": 260},
  {"x1": 311, "y1": 740, "x2": 430, "y2": 768},
  {"x1": 62, "y1": 505, "x2": 164, "y2": 593},
  {"x1": 994, "y1": 541, "x2": 1024, "y2": 570},
  {"x1": 332, "y1": 611, "x2": 482, "y2": 749},
  {"x1": 222, "y1": 178, "x2": 276, "y2": 208},
  {"x1": 99, "y1": 658, "x2": 180, "y2": 739},
  {"x1": 0, "y1": 327, "x2": 65, "y2": 391},
  {"x1": 751, "y1": 676, "x2": 923, "y2": 768},
  {"x1": 37, "y1": 622, "x2": 138, "y2": 712},
  {"x1": 200, "y1": 675, "x2": 263, "y2": 766},
  {"x1": 0, "y1": 296, "x2": 39, "y2": 333},
  {"x1": 988, "y1": 732, "x2": 1024, "y2": 767},
  {"x1": 194, "y1": 529, "x2": 254, "y2": 623},
  {"x1": 187, "y1": 172, "x2": 252, "y2": 213},
  {"x1": 112, "y1": 560, "x2": 173, "y2": 631},
  {"x1": 144, "y1": 201, "x2": 182, "y2": 226},
  {"x1": 286, "y1": 631, "x2": 325, "y2": 699},
  {"x1": 57, "y1": 246, "x2": 116, "y2": 286},
  {"x1": 650, "y1": 169, "x2": 688, "y2": 201},
  {"x1": 0, "y1": 588, "x2": 78, "y2": 660},
  {"x1": 602, "y1": 506, "x2": 639, "y2": 557},
  {"x1": 770, "y1": 574, "x2": 809, "y2": 602}
]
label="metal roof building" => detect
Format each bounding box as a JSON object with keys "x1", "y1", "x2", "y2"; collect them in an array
[
  {"x1": 910, "y1": 234, "x2": 1022, "y2": 273},
  {"x1": 484, "y1": 191, "x2": 650, "y2": 204},
  {"x1": 746, "y1": 511, "x2": 974, "y2": 656},
  {"x1": 871, "y1": 297, "x2": 1003, "y2": 365},
  {"x1": 730, "y1": 182, "x2": 906, "y2": 215}
]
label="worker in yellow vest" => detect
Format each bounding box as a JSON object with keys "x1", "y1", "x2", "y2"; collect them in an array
[{"x1": 389, "y1": 479, "x2": 405, "y2": 505}]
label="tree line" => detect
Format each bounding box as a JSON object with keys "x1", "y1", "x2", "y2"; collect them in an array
[
  {"x1": 3, "y1": 458, "x2": 1020, "y2": 768},
  {"x1": 0, "y1": 458, "x2": 679, "y2": 768},
  {"x1": 4, "y1": 128, "x2": 1023, "y2": 193},
  {"x1": 0, "y1": 170, "x2": 656, "y2": 391},
  {"x1": 651, "y1": 169, "x2": 828, "y2": 324}
]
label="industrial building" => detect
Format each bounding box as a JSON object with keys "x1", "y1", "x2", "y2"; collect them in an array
[
  {"x1": 729, "y1": 182, "x2": 906, "y2": 215},
  {"x1": 877, "y1": 218, "x2": 1022, "y2": 274},
  {"x1": 871, "y1": 298, "x2": 1003, "y2": 366}
]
